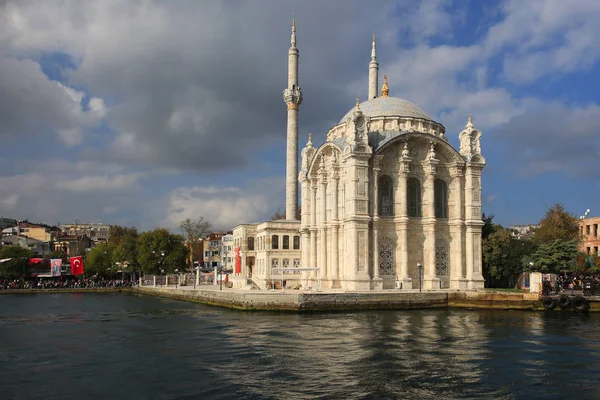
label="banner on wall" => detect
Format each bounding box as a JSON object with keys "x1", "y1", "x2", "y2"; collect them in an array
[
  {"x1": 234, "y1": 247, "x2": 241, "y2": 274},
  {"x1": 50, "y1": 259, "x2": 63, "y2": 277},
  {"x1": 70, "y1": 256, "x2": 84, "y2": 275}
]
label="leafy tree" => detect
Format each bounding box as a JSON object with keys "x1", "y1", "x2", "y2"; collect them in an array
[
  {"x1": 0, "y1": 246, "x2": 34, "y2": 278},
  {"x1": 482, "y1": 212, "x2": 502, "y2": 240},
  {"x1": 523, "y1": 239, "x2": 580, "y2": 273},
  {"x1": 110, "y1": 227, "x2": 139, "y2": 272},
  {"x1": 137, "y1": 229, "x2": 189, "y2": 275},
  {"x1": 180, "y1": 217, "x2": 211, "y2": 271},
  {"x1": 532, "y1": 203, "x2": 580, "y2": 245},
  {"x1": 85, "y1": 243, "x2": 115, "y2": 277},
  {"x1": 483, "y1": 228, "x2": 537, "y2": 287}
]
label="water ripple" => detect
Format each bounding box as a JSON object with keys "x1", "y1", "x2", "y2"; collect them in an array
[{"x1": 1, "y1": 295, "x2": 600, "y2": 400}]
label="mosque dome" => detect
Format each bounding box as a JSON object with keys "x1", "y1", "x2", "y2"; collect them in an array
[{"x1": 339, "y1": 96, "x2": 433, "y2": 124}]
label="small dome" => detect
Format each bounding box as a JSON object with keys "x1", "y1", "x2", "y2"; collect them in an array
[{"x1": 339, "y1": 96, "x2": 433, "y2": 124}]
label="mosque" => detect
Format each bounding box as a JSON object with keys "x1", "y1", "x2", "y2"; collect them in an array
[{"x1": 232, "y1": 21, "x2": 485, "y2": 291}]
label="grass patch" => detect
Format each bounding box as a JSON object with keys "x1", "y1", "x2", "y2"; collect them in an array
[{"x1": 484, "y1": 288, "x2": 527, "y2": 293}]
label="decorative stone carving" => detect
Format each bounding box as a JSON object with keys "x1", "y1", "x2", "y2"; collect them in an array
[
  {"x1": 356, "y1": 200, "x2": 367, "y2": 212},
  {"x1": 379, "y1": 237, "x2": 394, "y2": 275},
  {"x1": 435, "y1": 238, "x2": 449, "y2": 276},
  {"x1": 459, "y1": 115, "x2": 485, "y2": 164},
  {"x1": 401, "y1": 141, "x2": 410, "y2": 158},
  {"x1": 428, "y1": 141, "x2": 437, "y2": 161}
]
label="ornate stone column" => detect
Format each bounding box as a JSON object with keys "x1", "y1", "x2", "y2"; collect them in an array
[
  {"x1": 464, "y1": 164, "x2": 474, "y2": 284},
  {"x1": 449, "y1": 163, "x2": 466, "y2": 289},
  {"x1": 372, "y1": 156, "x2": 383, "y2": 286},
  {"x1": 423, "y1": 145, "x2": 440, "y2": 290},
  {"x1": 310, "y1": 179, "x2": 318, "y2": 281},
  {"x1": 398, "y1": 145, "x2": 412, "y2": 288},
  {"x1": 465, "y1": 163, "x2": 485, "y2": 289},
  {"x1": 330, "y1": 166, "x2": 340, "y2": 281},
  {"x1": 318, "y1": 157, "x2": 328, "y2": 282}
]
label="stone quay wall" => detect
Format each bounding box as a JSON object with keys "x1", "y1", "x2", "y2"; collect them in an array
[
  {"x1": 132, "y1": 287, "x2": 557, "y2": 312},
  {"x1": 133, "y1": 287, "x2": 449, "y2": 311}
]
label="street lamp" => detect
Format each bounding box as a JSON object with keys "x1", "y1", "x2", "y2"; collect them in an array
[{"x1": 417, "y1": 263, "x2": 423, "y2": 292}]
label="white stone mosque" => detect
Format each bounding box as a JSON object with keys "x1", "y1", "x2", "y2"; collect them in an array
[{"x1": 232, "y1": 21, "x2": 485, "y2": 291}]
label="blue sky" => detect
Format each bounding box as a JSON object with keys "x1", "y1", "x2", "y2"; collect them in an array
[{"x1": 0, "y1": 0, "x2": 599, "y2": 231}]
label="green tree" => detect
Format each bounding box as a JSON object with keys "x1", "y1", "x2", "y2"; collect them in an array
[
  {"x1": 0, "y1": 246, "x2": 34, "y2": 278},
  {"x1": 532, "y1": 203, "x2": 580, "y2": 245},
  {"x1": 483, "y1": 228, "x2": 537, "y2": 287},
  {"x1": 524, "y1": 239, "x2": 580, "y2": 273},
  {"x1": 180, "y1": 217, "x2": 211, "y2": 271},
  {"x1": 85, "y1": 243, "x2": 115, "y2": 277},
  {"x1": 110, "y1": 227, "x2": 139, "y2": 274},
  {"x1": 482, "y1": 212, "x2": 502, "y2": 240},
  {"x1": 137, "y1": 229, "x2": 189, "y2": 275}
]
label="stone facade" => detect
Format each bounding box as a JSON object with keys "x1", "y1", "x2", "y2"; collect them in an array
[
  {"x1": 233, "y1": 220, "x2": 302, "y2": 288},
  {"x1": 580, "y1": 216, "x2": 600, "y2": 255}
]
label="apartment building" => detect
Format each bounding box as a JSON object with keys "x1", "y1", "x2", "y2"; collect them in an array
[{"x1": 580, "y1": 216, "x2": 600, "y2": 255}]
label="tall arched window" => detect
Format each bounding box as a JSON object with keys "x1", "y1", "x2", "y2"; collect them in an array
[
  {"x1": 407, "y1": 177, "x2": 422, "y2": 217},
  {"x1": 434, "y1": 179, "x2": 448, "y2": 219},
  {"x1": 248, "y1": 237, "x2": 255, "y2": 251},
  {"x1": 293, "y1": 236, "x2": 300, "y2": 249},
  {"x1": 378, "y1": 175, "x2": 394, "y2": 216},
  {"x1": 283, "y1": 235, "x2": 290, "y2": 249},
  {"x1": 271, "y1": 235, "x2": 279, "y2": 250}
]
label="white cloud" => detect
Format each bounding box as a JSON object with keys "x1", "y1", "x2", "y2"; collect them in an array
[
  {"x1": 484, "y1": 0, "x2": 600, "y2": 83},
  {"x1": 56, "y1": 173, "x2": 144, "y2": 192},
  {"x1": 163, "y1": 178, "x2": 284, "y2": 231}
]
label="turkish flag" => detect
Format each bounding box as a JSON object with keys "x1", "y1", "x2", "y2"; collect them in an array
[
  {"x1": 70, "y1": 256, "x2": 84, "y2": 275},
  {"x1": 29, "y1": 258, "x2": 43, "y2": 265}
]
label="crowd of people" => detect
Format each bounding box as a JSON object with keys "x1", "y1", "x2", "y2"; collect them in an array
[
  {"x1": 0, "y1": 278, "x2": 137, "y2": 290},
  {"x1": 543, "y1": 273, "x2": 600, "y2": 296}
]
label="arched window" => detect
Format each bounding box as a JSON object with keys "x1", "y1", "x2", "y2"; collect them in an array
[
  {"x1": 283, "y1": 235, "x2": 290, "y2": 249},
  {"x1": 378, "y1": 175, "x2": 394, "y2": 216},
  {"x1": 434, "y1": 179, "x2": 448, "y2": 219},
  {"x1": 271, "y1": 235, "x2": 279, "y2": 250},
  {"x1": 293, "y1": 235, "x2": 300, "y2": 249},
  {"x1": 407, "y1": 177, "x2": 422, "y2": 217},
  {"x1": 248, "y1": 237, "x2": 255, "y2": 251}
]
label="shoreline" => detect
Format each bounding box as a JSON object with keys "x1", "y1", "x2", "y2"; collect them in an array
[{"x1": 3, "y1": 286, "x2": 599, "y2": 312}]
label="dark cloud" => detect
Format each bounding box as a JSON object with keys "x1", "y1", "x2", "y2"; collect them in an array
[{"x1": 493, "y1": 103, "x2": 600, "y2": 178}]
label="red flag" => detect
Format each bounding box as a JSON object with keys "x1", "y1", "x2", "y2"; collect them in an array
[
  {"x1": 29, "y1": 258, "x2": 43, "y2": 265},
  {"x1": 70, "y1": 256, "x2": 84, "y2": 275},
  {"x1": 234, "y1": 247, "x2": 241, "y2": 274}
]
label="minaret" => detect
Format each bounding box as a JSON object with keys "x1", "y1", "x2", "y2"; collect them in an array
[
  {"x1": 368, "y1": 33, "x2": 379, "y2": 100},
  {"x1": 283, "y1": 19, "x2": 303, "y2": 220}
]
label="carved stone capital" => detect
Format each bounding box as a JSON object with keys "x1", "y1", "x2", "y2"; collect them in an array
[
  {"x1": 449, "y1": 163, "x2": 464, "y2": 178},
  {"x1": 425, "y1": 159, "x2": 439, "y2": 176}
]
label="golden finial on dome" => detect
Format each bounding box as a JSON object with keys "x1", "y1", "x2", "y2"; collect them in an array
[
  {"x1": 381, "y1": 74, "x2": 389, "y2": 97},
  {"x1": 356, "y1": 98, "x2": 360, "y2": 109}
]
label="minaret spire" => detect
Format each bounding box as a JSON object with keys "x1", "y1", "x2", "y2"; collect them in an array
[
  {"x1": 291, "y1": 18, "x2": 296, "y2": 47},
  {"x1": 368, "y1": 33, "x2": 379, "y2": 100},
  {"x1": 283, "y1": 18, "x2": 303, "y2": 220}
]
